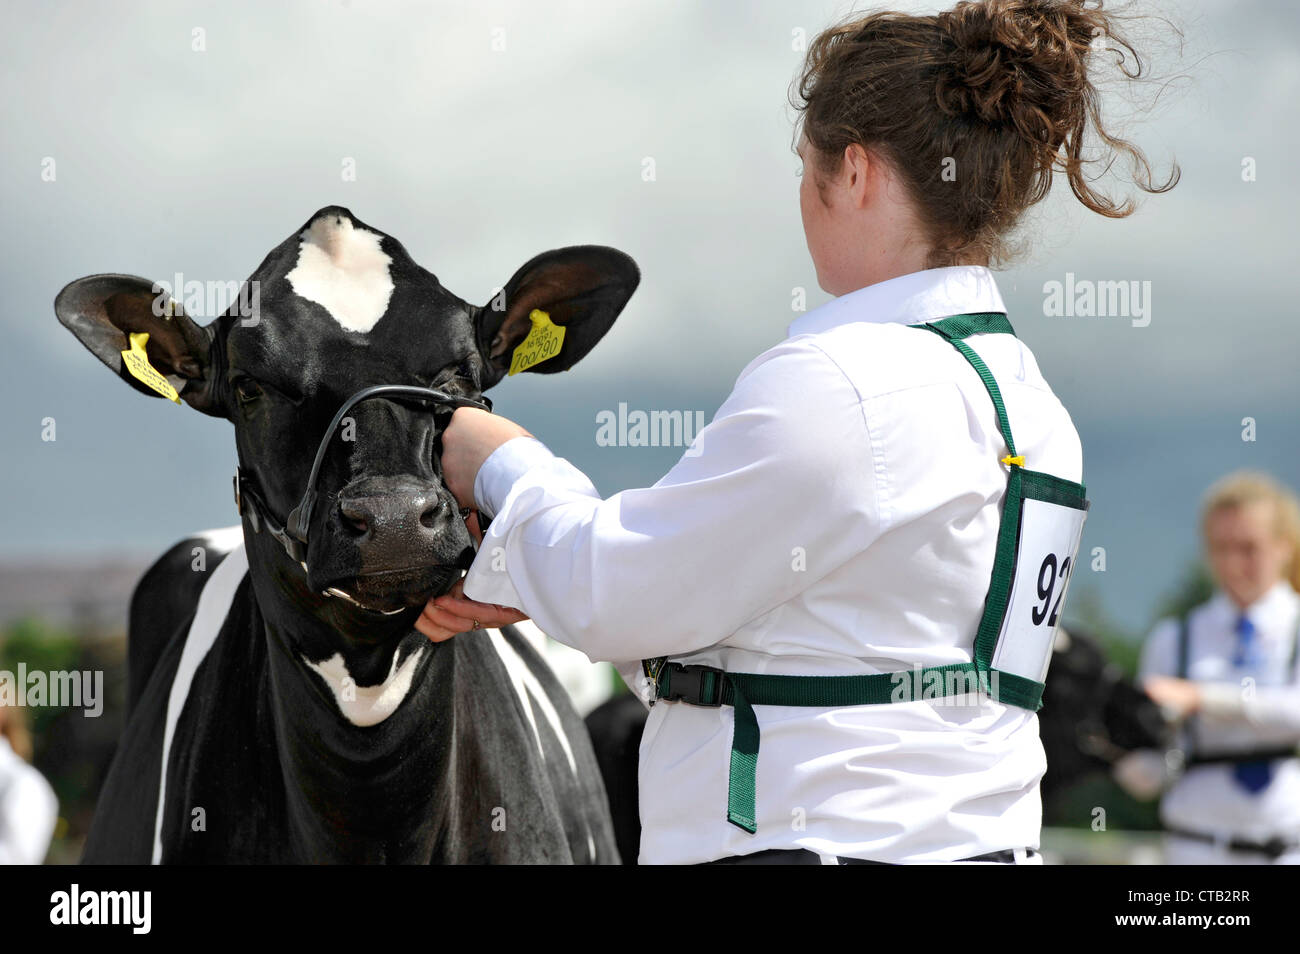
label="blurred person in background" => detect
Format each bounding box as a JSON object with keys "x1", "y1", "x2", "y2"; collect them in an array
[
  {"x1": 1133, "y1": 471, "x2": 1300, "y2": 863},
  {"x1": 0, "y1": 703, "x2": 58, "y2": 864}
]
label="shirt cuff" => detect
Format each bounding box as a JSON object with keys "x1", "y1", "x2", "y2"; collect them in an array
[
  {"x1": 473, "y1": 435, "x2": 557, "y2": 521},
  {"x1": 1198, "y1": 682, "x2": 1246, "y2": 719}
]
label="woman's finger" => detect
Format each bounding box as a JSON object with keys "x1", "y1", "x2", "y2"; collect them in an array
[
  {"x1": 419, "y1": 601, "x2": 473, "y2": 631},
  {"x1": 438, "y1": 577, "x2": 527, "y2": 623},
  {"x1": 432, "y1": 592, "x2": 527, "y2": 626},
  {"x1": 417, "y1": 591, "x2": 526, "y2": 646},
  {"x1": 414, "y1": 607, "x2": 459, "y2": 643}
]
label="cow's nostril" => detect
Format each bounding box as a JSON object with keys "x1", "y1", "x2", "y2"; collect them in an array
[
  {"x1": 339, "y1": 500, "x2": 371, "y2": 536},
  {"x1": 418, "y1": 498, "x2": 443, "y2": 529}
]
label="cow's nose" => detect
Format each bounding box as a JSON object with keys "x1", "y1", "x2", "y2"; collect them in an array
[
  {"x1": 338, "y1": 494, "x2": 443, "y2": 537},
  {"x1": 329, "y1": 476, "x2": 472, "y2": 573}
]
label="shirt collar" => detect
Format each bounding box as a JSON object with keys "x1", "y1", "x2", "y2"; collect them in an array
[
  {"x1": 1209, "y1": 579, "x2": 1300, "y2": 631},
  {"x1": 786, "y1": 265, "x2": 1008, "y2": 339}
]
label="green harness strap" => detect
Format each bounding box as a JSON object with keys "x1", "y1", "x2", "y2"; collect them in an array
[
  {"x1": 654, "y1": 661, "x2": 989, "y2": 833},
  {"x1": 649, "y1": 311, "x2": 1059, "y2": 834}
]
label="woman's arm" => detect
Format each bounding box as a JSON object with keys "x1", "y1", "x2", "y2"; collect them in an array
[
  {"x1": 454, "y1": 339, "x2": 883, "y2": 663},
  {"x1": 1141, "y1": 617, "x2": 1300, "y2": 737}
]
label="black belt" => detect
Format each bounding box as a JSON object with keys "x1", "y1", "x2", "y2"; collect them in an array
[
  {"x1": 701, "y1": 847, "x2": 1037, "y2": 865},
  {"x1": 1184, "y1": 748, "x2": 1299, "y2": 767},
  {"x1": 1165, "y1": 827, "x2": 1299, "y2": 860}
]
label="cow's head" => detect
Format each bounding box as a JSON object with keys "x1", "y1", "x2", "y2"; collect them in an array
[{"x1": 57, "y1": 206, "x2": 639, "y2": 633}]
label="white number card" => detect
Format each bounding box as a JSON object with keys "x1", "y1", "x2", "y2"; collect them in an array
[{"x1": 992, "y1": 496, "x2": 1088, "y2": 684}]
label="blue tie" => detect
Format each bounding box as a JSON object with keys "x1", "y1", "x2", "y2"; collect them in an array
[
  {"x1": 1232, "y1": 613, "x2": 1260, "y2": 667},
  {"x1": 1230, "y1": 613, "x2": 1274, "y2": 794}
]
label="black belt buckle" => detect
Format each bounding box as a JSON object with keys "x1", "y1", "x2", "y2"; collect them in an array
[
  {"x1": 1257, "y1": 836, "x2": 1292, "y2": 860},
  {"x1": 660, "y1": 663, "x2": 726, "y2": 707}
]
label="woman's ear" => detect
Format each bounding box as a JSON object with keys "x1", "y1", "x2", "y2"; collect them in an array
[
  {"x1": 54, "y1": 274, "x2": 225, "y2": 416},
  {"x1": 476, "y1": 245, "x2": 639, "y2": 389}
]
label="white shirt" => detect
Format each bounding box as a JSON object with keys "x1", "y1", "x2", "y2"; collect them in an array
[
  {"x1": 463, "y1": 264, "x2": 1084, "y2": 864},
  {"x1": 1139, "y1": 580, "x2": 1300, "y2": 841},
  {"x1": 0, "y1": 735, "x2": 58, "y2": 865}
]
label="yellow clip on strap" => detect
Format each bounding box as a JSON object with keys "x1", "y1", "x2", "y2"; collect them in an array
[{"x1": 1001, "y1": 454, "x2": 1025, "y2": 467}]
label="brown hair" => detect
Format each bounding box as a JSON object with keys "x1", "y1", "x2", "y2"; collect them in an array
[
  {"x1": 1201, "y1": 471, "x2": 1300, "y2": 593},
  {"x1": 791, "y1": 0, "x2": 1180, "y2": 268}
]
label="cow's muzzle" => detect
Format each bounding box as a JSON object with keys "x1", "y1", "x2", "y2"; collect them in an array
[{"x1": 233, "y1": 384, "x2": 492, "y2": 574}]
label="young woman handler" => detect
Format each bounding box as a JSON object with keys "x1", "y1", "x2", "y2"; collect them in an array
[{"x1": 417, "y1": 0, "x2": 1178, "y2": 864}]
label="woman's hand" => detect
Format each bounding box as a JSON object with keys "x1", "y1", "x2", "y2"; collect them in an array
[
  {"x1": 1142, "y1": 675, "x2": 1203, "y2": 719},
  {"x1": 416, "y1": 576, "x2": 529, "y2": 642},
  {"x1": 416, "y1": 474, "x2": 530, "y2": 643},
  {"x1": 439, "y1": 406, "x2": 533, "y2": 511}
]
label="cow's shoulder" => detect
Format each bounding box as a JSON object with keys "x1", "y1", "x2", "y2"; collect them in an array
[
  {"x1": 483, "y1": 620, "x2": 598, "y2": 741},
  {"x1": 126, "y1": 526, "x2": 246, "y2": 716},
  {"x1": 477, "y1": 620, "x2": 622, "y2": 863}
]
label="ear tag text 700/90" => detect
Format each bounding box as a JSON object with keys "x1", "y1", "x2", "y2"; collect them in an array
[{"x1": 508, "y1": 309, "x2": 565, "y2": 376}]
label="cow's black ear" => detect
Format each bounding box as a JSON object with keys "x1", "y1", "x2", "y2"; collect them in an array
[
  {"x1": 55, "y1": 274, "x2": 225, "y2": 417},
  {"x1": 477, "y1": 246, "x2": 639, "y2": 388}
]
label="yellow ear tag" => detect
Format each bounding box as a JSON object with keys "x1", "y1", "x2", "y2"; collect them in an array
[
  {"x1": 507, "y1": 309, "x2": 566, "y2": 376},
  {"x1": 120, "y1": 332, "x2": 183, "y2": 404}
]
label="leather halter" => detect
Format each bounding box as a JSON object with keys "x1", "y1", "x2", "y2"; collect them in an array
[{"x1": 233, "y1": 385, "x2": 492, "y2": 567}]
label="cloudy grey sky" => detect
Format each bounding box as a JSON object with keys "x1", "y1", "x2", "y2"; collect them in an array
[{"x1": 3, "y1": 0, "x2": 1297, "y2": 638}]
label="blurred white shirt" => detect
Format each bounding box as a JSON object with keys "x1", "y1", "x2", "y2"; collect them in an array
[
  {"x1": 1139, "y1": 580, "x2": 1300, "y2": 850},
  {"x1": 0, "y1": 734, "x2": 58, "y2": 865},
  {"x1": 464, "y1": 264, "x2": 1084, "y2": 863}
]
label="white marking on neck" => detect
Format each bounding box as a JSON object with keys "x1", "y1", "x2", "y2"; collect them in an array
[
  {"x1": 153, "y1": 541, "x2": 249, "y2": 864},
  {"x1": 285, "y1": 214, "x2": 394, "y2": 333},
  {"x1": 303, "y1": 645, "x2": 425, "y2": 727},
  {"x1": 201, "y1": 525, "x2": 245, "y2": 552},
  {"x1": 486, "y1": 627, "x2": 577, "y2": 774}
]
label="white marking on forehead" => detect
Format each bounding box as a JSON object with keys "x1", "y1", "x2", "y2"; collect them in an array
[
  {"x1": 285, "y1": 214, "x2": 395, "y2": 333},
  {"x1": 487, "y1": 628, "x2": 577, "y2": 774},
  {"x1": 304, "y1": 645, "x2": 425, "y2": 727}
]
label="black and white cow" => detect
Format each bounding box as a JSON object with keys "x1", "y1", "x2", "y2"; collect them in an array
[{"x1": 57, "y1": 206, "x2": 638, "y2": 863}]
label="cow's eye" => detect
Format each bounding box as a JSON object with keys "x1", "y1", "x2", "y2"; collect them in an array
[
  {"x1": 456, "y1": 357, "x2": 479, "y2": 386},
  {"x1": 233, "y1": 377, "x2": 264, "y2": 404},
  {"x1": 432, "y1": 359, "x2": 477, "y2": 391}
]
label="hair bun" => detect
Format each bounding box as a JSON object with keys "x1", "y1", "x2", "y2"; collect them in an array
[
  {"x1": 936, "y1": 0, "x2": 1091, "y2": 138},
  {"x1": 791, "y1": 0, "x2": 1179, "y2": 268}
]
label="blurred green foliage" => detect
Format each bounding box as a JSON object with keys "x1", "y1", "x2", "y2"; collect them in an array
[
  {"x1": 1, "y1": 617, "x2": 81, "y2": 740},
  {"x1": 1, "y1": 616, "x2": 126, "y2": 864}
]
